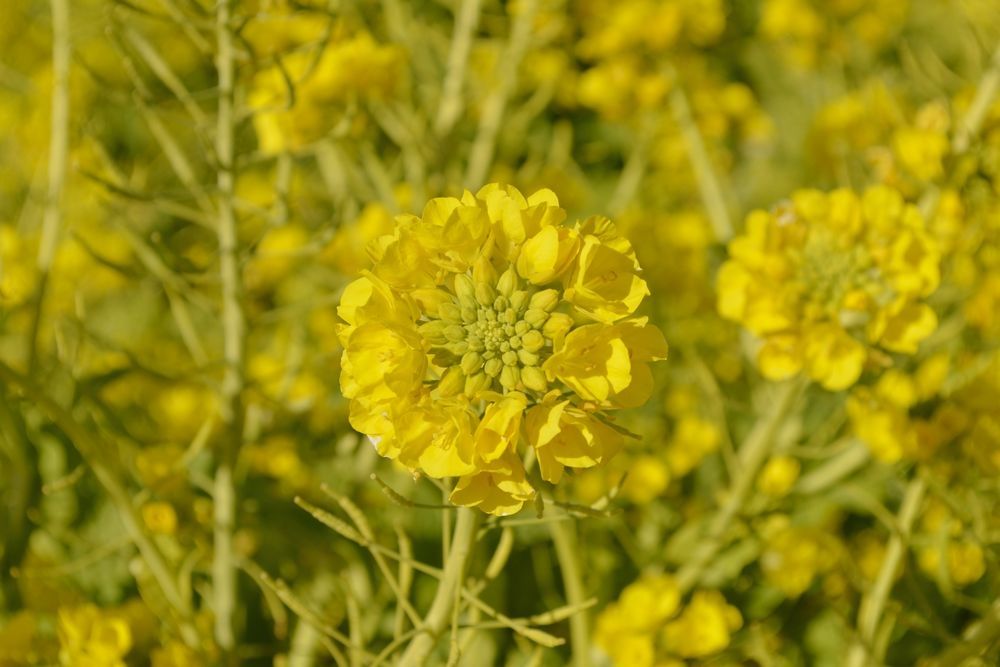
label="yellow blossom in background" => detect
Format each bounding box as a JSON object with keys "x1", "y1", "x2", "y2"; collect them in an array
[
  {"x1": 57, "y1": 605, "x2": 132, "y2": 667},
  {"x1": 337, "y1": 184, "x2": 666, "y2": 514},
  {"x1": 758, "y1": 455, "x2": 801, "y2": 497},
  {"x1": 718, "y1": 186, "x2": 940, "y2": 390},
  {"x1": 249, "y1": 32, "x2": 403, "y2": 153},
  {"x1": 662, "y1": 590, "x2": 743, "y2": 658}
]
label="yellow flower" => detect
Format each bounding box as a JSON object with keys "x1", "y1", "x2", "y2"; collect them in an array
[
  {"x1": 661, "y1": 590, "x2": 742, "y2": 658},
  {"x1": 525, "y1": 400, "x2": 624, "y2": 483},
  {"x1": 249, "y1": 33, "x2": 402, "y2": 153},
  {"x1": 718, "y1": 186, "x2": 940, "y2": 390},
  {"x1": 449, "y1": 453, "x2": 535, "y2": 516},
  {"x1": 760, "y1": 518, "x2": 839, "y2": 597},
  {"x1": 337, "y1": 184, "x2": 666, "y2": 514},
  {"x1": 758, "y1": 455, "x2": 801, "y2": 497},
  {"x1": 622, "y1": 455, "x2": 671, "y2": 504},
  {"x1": 543, "y1": 318, "x2": 668, "y2": 409},
  {"x1": 142, "y1": 502, "x2": 178, "y2": 536},
  {"x1": 58, "y1": 605, "x2": 132, "y2": 667},
  {"x1": 565, "y1": 223, "x2": 649, "y2": 323}
]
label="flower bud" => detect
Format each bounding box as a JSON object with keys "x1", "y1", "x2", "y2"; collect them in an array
[
  {"x1": 484, "y1": 358, "x2": 503, "y2": 377},
  {"x1": 475, "y1": 282, "x2": 496, "y2": 306},
  {"x1": 500, "y1": 365, "x2": 521, "y2": 390},
  {"x1": 418, "y1": 320, "x2": 449, "y2": 344},
  {"x1": 518, "y1": 349, "x2": 540, "y2": 366},
  {"x1": 439, "y1": 302, "x2": 462, "y2": 322},
  {"x1": 524, "y1": 308, "x2": 549, "y2": 328},
  {"x1": 521, "y1": 366, "x2": 548, "y2": 392},
  {"x1": 521, "y1": 330, "x2": 545, "y2": 352},
  {"x1": 455, "y1": 274, "x2": 476, "y2": 309},
  {"x1": 461, "y1": 351, "x2": 483, "y2": 375},
  {"x1": 465, "y1": 372, "x2": 491, "y2": 396},
  {"x1": 529, "y1": 289, "x2": 560, "y2": 312},
  {"x1": 435, "y1": 367, "x2": 465, "y2": 397},
  {"x1": 509, "y1": 290, "x2": 530, "y2": 312},
  {"x1": 497, "y1": 267, "x2": 518, "y2": 297}
]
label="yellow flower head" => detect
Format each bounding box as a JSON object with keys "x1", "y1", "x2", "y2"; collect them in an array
[
  {"x1": 58, "y1": 605, "x2": 132, "y2": 667},
  {"x1": 338, "y1": 184, "x2": 667, "y2": 515},
  {"x1": 718, "y1": 185, "x2": 940, "y2": 390}
]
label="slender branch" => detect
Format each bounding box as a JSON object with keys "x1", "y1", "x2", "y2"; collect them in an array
[
  {"x1": 464, "y1": 0, "x2": 537, "y2": 187},
  {"x1": 28, "y1": 0, "x2": 71, "y2": 371},
  {"x1": 398, "y1": 508, "x2": 481, "y2": 664},
  {"x1": 550, "y1": 519, "x2": 590, "y2": 667},
  {"x1": 668, "y1": 71, "x2": 736, "y2": 243},
  {"x1": 952, "y1": 45, "x2": 1000, "y2": 153},
  {"x1": 213, "y1": 0, "x2": 245, "y2": 657},
  {"x1": 435, "y1": 0, "x2": 482, "y2": 136},
  {"x1": 675, "y1": 377, "x2": 804, "y2": 592},
  {"x1": 846, "y1": 477, "x2": 927, "y2": 667}
]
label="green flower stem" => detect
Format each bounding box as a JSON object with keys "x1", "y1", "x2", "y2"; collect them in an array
[
  {"x1": 464, "y1": 0, "x2": 537, "y2": 187},
  {"x1": 27, "y1": 0, "x2": 70, "y2": 371},
  {"x1": 399, "y1": 507, "x2": 481, "y2": 665},
  {"x1": 213, "y1": 0, "x2": 245, "y2": 658},
  {"x1": 435, "y1": 0, "x2": 483, "y2": 136},
  {"x1": 550, "y1": 519, "x2": 590, "y2": 667},
  {"x1": 668, "y1": 70, "x2": 736, "y2": 244},
  {"x1": 676, "y1": 377, "x2": 804, "y2": 593},
  {"x1": 846, "y1": 476, "x2": 927, "y2": 667}
]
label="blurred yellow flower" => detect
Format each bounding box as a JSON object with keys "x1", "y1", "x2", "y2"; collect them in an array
[
  {"x1": 58, "y1": 605, "x2": 132, "y2": 667},
  {"x1": 718, "y1": 186, "x2": 940, "y2": 390}
]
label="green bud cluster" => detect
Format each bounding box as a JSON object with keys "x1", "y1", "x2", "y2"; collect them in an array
[{"x1": 421, "y1": 267, "x2": 572, "y2": 397}]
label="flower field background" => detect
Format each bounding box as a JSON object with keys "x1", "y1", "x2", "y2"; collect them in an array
[{"x1": 2, "y1": 0, "x2": 1000, "y2": 665}]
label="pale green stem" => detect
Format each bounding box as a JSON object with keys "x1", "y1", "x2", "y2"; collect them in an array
[
  {"x1": 952, "y1": 45, "x2": 1000, "y2": 153},
  {"x1": 464, "y1": 0, "x2": 537, "y2": 187},
  {"x1": 398, "y1": 508, "x2": 481, "y2": 665},
  {"x1": 928, "y1": 599, "x2": 1000, "y2": 666},
  {"x1": 668, "y1": 73, "x2": 736, "y2": 243},
  {"x1": 795, "y1": 440, "x2": 870, "y2": 495},
  {"x1": 550, "y1": 519, "x2": 590, "y2": 667},
  {"x1": 28, "y1": 0, "x2": 70, "y2": 370},
  {"x1": 436, "y1": 0, "x2": 482, "y2": 136},
  {"x1": 213, "y1": 0, "x2": 245, "y2": 657},
  {"x1": 675, "y1": 378, "x2": 804, "y2": 593},
  {"x1": 846, "y1": 477, "x2": 927, "y2": 667}
]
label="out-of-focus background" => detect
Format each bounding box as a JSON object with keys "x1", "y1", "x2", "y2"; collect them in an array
[{"x1": 2, "y1": 0, "x2": 1000, "y2": 665}]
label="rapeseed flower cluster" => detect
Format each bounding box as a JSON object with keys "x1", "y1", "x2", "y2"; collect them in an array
[
  {"x1": 338, "y1": 184, "x2": 666, "y2": 514},
  {"x1": 718, "y1": 186, "x2": 940, "y2": 390}
]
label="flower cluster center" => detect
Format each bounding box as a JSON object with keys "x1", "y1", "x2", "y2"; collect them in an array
[{"x1": 421, "y1": 269, "x2": 564, "y2": 398}]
